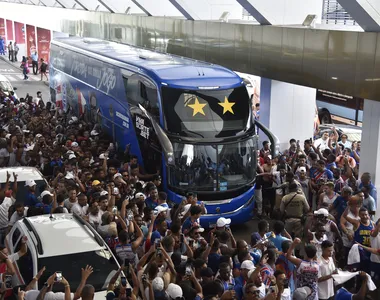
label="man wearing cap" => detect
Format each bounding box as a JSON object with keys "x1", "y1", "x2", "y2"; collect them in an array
[
  {"x1": 310, "y1": 208, "x2": 342, "y2": 246},
  {"x1": 25, "y1": 179, "x2": 39, "y2": 207},
  {"x1": 166, "y1": 283, "x2": 183, "y2": 300},
  {"x1": 235, "y1": 260, "x2": 255, "y2": 300},
  {"x1": 216, "y1": 217, "x2": 231, "y2": 231}
]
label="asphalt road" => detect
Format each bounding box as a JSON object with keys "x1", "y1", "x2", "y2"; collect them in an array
[{"x1": 0, "y1": 56, "x2": 50, "y2": 101}]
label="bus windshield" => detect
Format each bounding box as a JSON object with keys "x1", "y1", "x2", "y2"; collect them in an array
[
  {"x1": 168, "y1": 139, "x2": 255, "y2": 192},
  {"x1": 161, "y1": 86, "x2": 250, "y2": 138}
]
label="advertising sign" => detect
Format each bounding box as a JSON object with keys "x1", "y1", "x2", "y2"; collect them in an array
[
  {"x1": 37, "y1": 27, "x2": 51, "y2": 63},
  {"x1": 14, "y1": 22, "x2": 25, "y2": 44},
  {"x1": 6, "y1": 20, "x2": 13, "y2": 41}
]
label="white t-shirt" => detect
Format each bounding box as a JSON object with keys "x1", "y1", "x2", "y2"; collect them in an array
[
  {"x1": 371, "y1": 233, "x2": 380, "y2": 264},
  {"x1": 314, "y1": 138, "x2": 329, "y2": 151},
  {"x1": 89, "y1": 212, "x2": 102, "y2": 226},
  {"x1": 317, "y1": 256, "x2": 335, "y2": 299},
  {"x1": 71, "y1": 203, "x2": 88, "y2": 216},
  {"x1": 25, "y1": 290, "x2": 74, "y2": 300},
  {"x1": 63, "y1": 198, "x2": 78, "y2": 212},
  {"x1": 9, "y1": 207, "x2": 29, "y2": 226}
]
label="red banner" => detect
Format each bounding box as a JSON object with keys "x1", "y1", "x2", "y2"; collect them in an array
[
  {"x1": 37, "y1": 27, "x2": 51, "y2": 63},
  {"x1": 0, "y1": 19, "x2": 5, "y2": 43},
  {"x1": 14, "y1": 22, "x2": 25, "y2": 44},
  {"x1": 26, "y1": 25, "x2": 36, "y2": 63},
  {"x1": 6, "y1": 20, "x2": 13, "y2": 41}
]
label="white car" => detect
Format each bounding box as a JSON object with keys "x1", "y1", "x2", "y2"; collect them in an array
[
  {"x1": 0, "y1": 74, "x2": 18, "y2": 99},
  {"x1": 6, "y1": 213, "x2": 120, "y2": 299},
  {"x1": 0, "y1": 167, "x2": 48, "y2": 203}
]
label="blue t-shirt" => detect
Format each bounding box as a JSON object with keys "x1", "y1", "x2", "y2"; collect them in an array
[
  {"x1": 145, "y1": 197, "x2": 158, "y2": 210},
  {"x1": 25, "y1": 192, "x2": 39, "y2": 207},
  {"x1": 335, "y1": 287, "x2": 353, "y2": 300},
  {"x1": 333, "y1": 196, "x2": 348, "y2": 221},
  {"x1": 358, "y1": 182, "x2": 377, "y2": 205},
  {"x1": 182, "y1": 217, "x2": 197, "y2": 234},
  {"x1": 151, "y1": 230, "x2": 163, "y2": 244},
  {"x1": 208, "y1": 252, "x2": 221, "y2": 275},
  {"x1": 268, "y1": 234, "x2": 290, "y2": 252},
  {"x1": 35, "y1": 203, "x2": 52, "y2": 214},
  {"x1": 234, "y1": 275, "x2": 245, "y2": 300}
]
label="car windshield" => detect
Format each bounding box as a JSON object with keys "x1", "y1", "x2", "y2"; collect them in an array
[
  {"x1": 168, "y1": 139, "x2": 256, "y2": 192},
  {"x1": 38, "y1": 249, "x2": 118, "y2": 292},
  {"x1": 162, "y1": 86, "x2": 250, "y2": 138},
  {"x1": 0, "y1": 81, "x2": 12, "y2": 92}
]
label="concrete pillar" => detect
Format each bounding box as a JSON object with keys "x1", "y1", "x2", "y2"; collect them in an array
[
  {"x1": 359, "y1": 99, "x2": 380, "y2": 217},
  {"x1": 259, "y1": 78, "x2": 316, "y2": 151}
]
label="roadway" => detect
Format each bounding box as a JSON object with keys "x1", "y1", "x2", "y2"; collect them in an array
[{"x1": 0, "y1": 56, "x2": 50, "y2": 101}]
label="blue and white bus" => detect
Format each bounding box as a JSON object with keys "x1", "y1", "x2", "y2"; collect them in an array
[{"x1": 49, "y1": 37, "x2": 279, "y2": 227}]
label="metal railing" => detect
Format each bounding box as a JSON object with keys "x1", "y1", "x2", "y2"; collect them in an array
[{"x1": 322, "y1": 0, "x2": 357, "y2": 26}]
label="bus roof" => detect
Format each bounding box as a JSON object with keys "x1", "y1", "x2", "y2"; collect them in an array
[{"x1": 52, "y1": 37, "x2": 243, "y2": 88}]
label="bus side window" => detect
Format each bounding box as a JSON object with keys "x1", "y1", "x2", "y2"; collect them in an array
[{"x1": 123, "y1": 75, "x2": 160, "y2": 121}]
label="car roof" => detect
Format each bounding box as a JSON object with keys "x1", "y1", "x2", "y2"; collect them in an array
[
  {"x1": 22, "y1": 214, "x2": 105, "y2": 258},
  {"x1": 0, "y1": 167, "x2": 44, "y2": 183},
  {"x1": 53, "y1": 37, "x2": 243, "y2": 89}
]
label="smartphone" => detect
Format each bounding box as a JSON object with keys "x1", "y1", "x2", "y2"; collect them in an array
[
  {"x1": 153, "y1": 210, "x2": 159, "y2": 216},
  {"x1": 156, "y1": 248, "x2": 162, "y2": 256},
  {"x1": 189, "y1": 240, "x2": 194, "y2": 247},
  {"x1": 227, "y1": 283, "x2": 234, "y2": 291},
  {"x1": 5, "y1": 275, "x2": 12, "y2": 288},
  {"x1": 185, "y1": 265, "x2": 192, "y2": 276},
  {"x1": 55, "y1": 272, "x2": 63, "y2": 282},
  {"x1": 180, "y1": 234, "x2": 184, "y2": 244},
  {"x1": 155, "y1": 239, "x2": 161, "y2": 247},
  {"x1": 113, "y1": 187, "x2": 119, "y2": 195},
  {"x1": 126, "y1": 288, "x2": 132, "y2": 297},
  {"x1": 127, "y1": 210, "x2": 133, "y2": 221},
  {"x1": 112, "y1": 206, "x2": 118, "y2": 214},
  {"x1": 141, "y1": 274, "x2": 147, "y2": 282},
  {"x1": 121, "y1": 277, "x2": 127, "y2": 287}
]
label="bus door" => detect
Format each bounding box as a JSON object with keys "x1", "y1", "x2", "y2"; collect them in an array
[{"x1": 124, "y1": 73, "x2": 163, "y2": 174}]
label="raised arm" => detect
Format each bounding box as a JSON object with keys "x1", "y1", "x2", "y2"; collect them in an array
[
  {"x1": 286, "y1": 238, "x2": 302, "y2": 266},
  {"x1": 73, "y1": 265, "x2": 93, "y2": 300}
]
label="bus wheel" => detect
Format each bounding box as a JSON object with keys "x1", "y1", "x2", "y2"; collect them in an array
[{"x1": 319, "y1": 110, "x2": 332, "y2": 124}]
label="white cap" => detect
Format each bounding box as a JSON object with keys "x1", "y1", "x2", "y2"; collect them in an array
[
  {"x1": 152, "y1": 277, "x2": 164, "y2": 291},
  {"x1": 68, "y1": 154, "x2": 76, "y2": 160},
  {"x1": 113, "y1": 173, "x2": 122, "y2": 179},
  {"x1": 100, "y1": 190, "x2": 109, "y2": 196},
  {"x1": 155, "y1": 205, "x2": 168, "y2": 214},
  {"x1": 299, "y1": 166, "x2": 306, "y2": 173},
  {"x1": 247, "y1": 268, "x2": 256, "y2": 279},
  {"x1": 90, "y1": 130, "x2": 99, "y2": 136},
  {"x1": 71, "y1": 116, "x2": 78, "y2": 122},
  {"x1": 65, "y1": 172, "x2": 75, "y2": 180},
  {"x1": 241, "y1": 260, "x2": 255, "y2": 270},
  {"x1": 99, "y1": 153, "x2": 109, "y2": 160},
  {"x1": 35, "y1": 134, "x2": 42, "y2": 138},
  {"x1": 293, "y1": 287, "x2": 312, "y2": 300},
  {"x1": 135, "y1": 192, "x2": 146, "y2": 200},
  {"x1": 71, "y1": 142, "x2": 79, "y2": 148},
  {"x1": 40, "y1": 190, "x2": 53, "y2": 198},
  {"x1": 25, "y1": 179, "x2": 36, "y2": 187},
  {"x1": 314, "y1": 208, "x2": 329, "y2": 217},
  {"x1": 216, "y1": 217, "x2": 231, "y2": 228},
  {"x1": 66, "y1": 150, "x2": 74, "y2": 155},
  {"x1": 5, "y1": 134, "x2": 11, "y2": 139},
  {"x1": 166, "y1": 283, "x2": 183, "y2": 299}
]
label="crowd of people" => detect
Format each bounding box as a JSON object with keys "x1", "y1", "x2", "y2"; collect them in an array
[{"x1": 0, "y1": 88, "x2": 378, "y2": 300}]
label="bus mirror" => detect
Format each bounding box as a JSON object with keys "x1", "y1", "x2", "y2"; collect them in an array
[
  {"x1": 254, "y1": 120, "x2": 280, "y2": 157},
  {"x1": 138, "y1": 104, "x2": 175, "y2": 166}
]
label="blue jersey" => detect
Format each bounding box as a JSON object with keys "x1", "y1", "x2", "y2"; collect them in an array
[{"x1": 354, "y1": 221, "x2": 374, "y2": 247}]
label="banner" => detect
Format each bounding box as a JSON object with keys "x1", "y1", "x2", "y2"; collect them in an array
[
  {"x1": 0, "y1": 19, "x2": 5, "y2": 43},
  {"x1": 14, "y1": 22, "x2": 25, "y2": 44},
  {"x1": 26, "y1": 25, "x2": 36, "y2": 64},
  {"x1": 6, "y1": 20, "x2": 13, "y2": 41},
  {"x1": 37, "y1": 27, "x2": 51, "y2": 63}
]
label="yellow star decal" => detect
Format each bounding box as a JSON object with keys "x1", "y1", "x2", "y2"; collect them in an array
[
  {"x1": 218, "y1": 97, "x2": 235, "y2": 114},
  {"x1": 188, "y1": 98, "x2": 207, "y2": 116}
]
